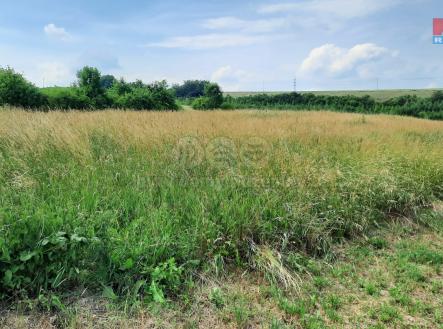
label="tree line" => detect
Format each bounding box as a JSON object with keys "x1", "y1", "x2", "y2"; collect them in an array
[
  {"x1": 222, "y1": 91, "x2": 443, "y2": 120},
  {"x1": 1, "y1": 65, "x2": 443, "y2": 119},
  {"x1": 0, "y1": 67, "x2": 222, "y2": 111}
]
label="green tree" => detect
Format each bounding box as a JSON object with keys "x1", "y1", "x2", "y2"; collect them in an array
[
  {"x1": 430, "y1": 90, "x2": 443, "y2": 103},
  {"x1": 204, "y1": 83, "x2": 223, "y2": 108},
  {"x1": 192, "y1": 83, "x2": 223, "y2": 110},
  {"x1": 172, "y1": 80, "x2": 210, "y2": 98},
  {"x1": 76, "y1": 66, "x2": 110, "y2": 109},
  {"x1": 0, "y1": 67, "x2": 47, "y2": 108},
  {"x1": 100, "y1": 74, "x2": 117, "y2": 89},
  {"x1": 76, "y1": 66, "x2": 104, "y2": 99}
]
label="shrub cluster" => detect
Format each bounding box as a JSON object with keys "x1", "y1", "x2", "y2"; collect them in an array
[
  {"x1": 0, "y1": 66, "x2": 178, "y2": 111},
  {"x1": 0, "y1": 67, "x2": 47, "y2": 108},
  {"x1": 191, "y1": 83, "x2": 224, "y2": 110},
  {"x1": 223, "y1": 92, "x2": 443, "y2": 120},
  {"x1": 107, "y1": 80, "x2": 177, "y2": 110}
]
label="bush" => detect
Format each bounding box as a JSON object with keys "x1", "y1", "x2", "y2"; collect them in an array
[
  {"x1": 192, "y1": 97, "x2": 211, "y2": 110},
  {"x1": 0, "y1": 67, "x2": 47, "y2": 108},
  {"x1": 192, "y1": 83, "x2": 223, "y2": 110},
  {"x1": 419, "y1": 111, "x2": 443, "y2": 120},
  {"x1": 109, "y1": 80, "x2": 178, "y2": 111},
  {"x1": 430, "y1": 90, "x2": 443, "y2": 103},
  {"x1": 146, "y1": 81, "x2": 178, "y2": 110},
  {"x1": 204, "y1": 83, "x2": 223, "y2": 108},
  {"x1": 42, "y1": 87, "x2": 91, "y2": 110},
  {"x1": 115, "y1": 88, "x2": 155, "y2": 110}
]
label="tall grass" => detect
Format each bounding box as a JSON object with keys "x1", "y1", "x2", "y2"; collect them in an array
[{"x1": 0, "y1": 109, "x2": 442, "y2": 300}]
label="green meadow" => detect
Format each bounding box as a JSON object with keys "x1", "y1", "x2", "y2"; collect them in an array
[{"x1": 0, "y1": 109, "x2": 442, "y2": 328}]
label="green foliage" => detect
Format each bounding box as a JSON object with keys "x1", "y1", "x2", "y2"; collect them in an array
[
  {"x1": 148, "y1": 258, "x2": 183, "y2": 303},
  {"x1": 370, "y1": 304, "x2": 401, "y2": 323},
  {"x1": 172, "y1": 80, "x2": 210, "y2": 98},
  {"x1": 223, "y1": 92, "x2": 375, "y2": 112},
  {"x1": 313, "y1": 276, "x2": 330, "y2": 290},
  {"x1": 114, "y1": 87, "x2": 155, "y2": 110},
  {"x1": 396, "y1": 243, "x2": 443, "y2": 271},
  {"x1": 430, "y1": 90, "x2": 443, "y2": 103},
  {"x1": 192, "y1": 83, "x2": 223, "y2": 109},
  {"x1": 1, "y1": 64, "x2": 442, "y2": 118},
  {"x1": 209, "y1": 287, "x2": 225, "y2": 309},
  {"x1": 108, "y1": 79, "x2": 178, "y2": 110},
  {"x1": 76, "y1": 66, "x2": 104, "y2": 99},
  {"x1": 147, "y1": 81, "x2": 179, "y2": 110},
  {"x1": 7, "y1": 67, "x2": 177, "y2": 111},
  {"x1": 360, "y1": 280, "x2": 380, "y2": 296},
  {"x1": 41, "y1": 87, "x2": 91, "y2": 110},
  {"x1": 204, "y1": 83, "x2": 223, "y2": 107},
  {"x1": 0, "y1": 67, "x2": 47, "y2": 108},
  {"x1": 1, "y1": 230, "x2": 98, "y2": 297},
  {"x1": 368, "y1": 237, "x2": 388, "y2": 249},
  {"x1": 191, "y1": 96, "x2": 211, "y2": 110},
  {"x1": 100, "y1": 74, "x2": 117, "y2": 90},
  {"x1": 76, "y1": 66, "x2": 111, "y2": 109},
  {"x1": 224, "y1": 92, "x2": 443, "y2": 120},
  {"x1": 389, "y1": 286, "x2": 412, "y2": 306}
]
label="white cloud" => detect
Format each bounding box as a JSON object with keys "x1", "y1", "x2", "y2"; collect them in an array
[
  {"x1": 148, "y1": 34, "x2": 267, "y2": 49},
  {"x1": 211, "y1": 65, "x2": 247, "y2": 81},
  {"x1": 202, "y1": 16, "x2": 287, "y2": 33},
  {"x1": 300, "y1": 43, "x2": 393, "y2": 78},
  {"x1": 258, "y1": 0, "x2": 400, "y2": 18},
  {"x1": 44, "y1": 23, "x2": 71, "y2": 41},
  {"x1": 211, "y1": 65, "x2": 251, "y2": 91},
  {"x1": 38, "y1": 62, "x2": 72, "y2": 86}
]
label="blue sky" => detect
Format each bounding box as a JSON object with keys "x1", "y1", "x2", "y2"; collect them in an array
[{"x1": 1, "y1": 0, "x2": 442, "y2": 91}]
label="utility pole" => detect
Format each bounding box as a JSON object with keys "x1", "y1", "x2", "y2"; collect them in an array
[
  {"x1": 376, "y1": 77, "x2": 379, "y2": 90},
  {"x1": 293, "y1": 77, "x2": 297, "y2": 92}
]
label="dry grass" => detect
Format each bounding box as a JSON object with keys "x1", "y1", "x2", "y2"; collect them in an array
[{"x1": 1, "y1": 109, "x2": 442, "y2": 147}]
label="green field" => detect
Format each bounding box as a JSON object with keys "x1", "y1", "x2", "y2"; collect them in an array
[
  {"x1": 225, "y1": 89, "x2": 443, "y2": 102},
  {"x1": 1, "y1": 109, "x2": 442, "y2": 328}
]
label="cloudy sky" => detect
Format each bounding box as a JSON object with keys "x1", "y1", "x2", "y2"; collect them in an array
[{"x1": 1, "y1": 0, "x2": 442, "y2": 91}]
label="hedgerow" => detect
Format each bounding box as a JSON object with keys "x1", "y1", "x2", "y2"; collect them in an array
[{"x1": 223, "y1": 92, "x2": 443, "y2": 120}]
